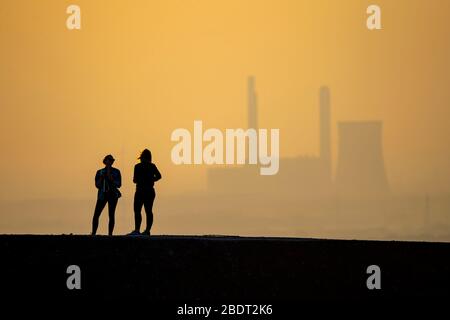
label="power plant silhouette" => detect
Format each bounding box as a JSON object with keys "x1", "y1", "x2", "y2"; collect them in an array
[
  {"x1": 336, "y1": 121, "x2": 389, "y2": 196},
  {"x1": 207, "y1": 77, "x2": 389, "y2": 197}
]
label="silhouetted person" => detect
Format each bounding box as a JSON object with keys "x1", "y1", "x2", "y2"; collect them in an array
[
  {"x1": 91, "y1": 154, "x2": 122, "y2": 236},
  {"x1": 129, "y1": 149, "x2": 161, "y2": 236}
]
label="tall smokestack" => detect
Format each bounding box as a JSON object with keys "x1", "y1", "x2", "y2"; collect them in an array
[
  {"x1": 248, "y1": 76, "x2": 258, "y2": 130},
  {"x1": 320, "y1": 86, "x2": 331, "y2": 178}
]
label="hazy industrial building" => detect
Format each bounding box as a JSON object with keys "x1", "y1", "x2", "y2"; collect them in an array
[
  {"x1": 335, "y1": 121, "x2": 389, "y2": 196},
  {"x1": 207, "y1": 77, "x2": 389, "y2": 198},
  {"x1": 208, "y1": 78, "x2": 333, "y2": 196}
]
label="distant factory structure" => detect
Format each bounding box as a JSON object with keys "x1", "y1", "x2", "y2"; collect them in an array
[
  {"x1": 207, "y1": 77, "x2": 389, "y2": 197},
  {"x1": 336, "y1": 121, "x2": 389, "y2": 196}
]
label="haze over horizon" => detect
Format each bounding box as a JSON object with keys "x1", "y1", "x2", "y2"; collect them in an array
[{"x1": 1, "y1": 1, "x2": 450, "y2": 238}]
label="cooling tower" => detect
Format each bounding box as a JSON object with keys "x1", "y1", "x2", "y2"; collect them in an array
[{"x1": 335, "y1": 121, "x2": 389, "y2": 196}]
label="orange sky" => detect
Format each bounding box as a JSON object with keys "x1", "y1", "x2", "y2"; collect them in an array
[{"x1": 1, "y1": 0, "x2": 450, "y2": 203}]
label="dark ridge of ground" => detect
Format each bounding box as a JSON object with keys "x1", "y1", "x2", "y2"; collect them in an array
[{"x1": 0, "y1": 235, "x2": 449, "y2": 305}]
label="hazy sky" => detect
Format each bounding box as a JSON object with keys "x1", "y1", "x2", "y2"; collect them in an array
[{"x1": 1, "y1": 0, "x2": 450, "y2": 203}]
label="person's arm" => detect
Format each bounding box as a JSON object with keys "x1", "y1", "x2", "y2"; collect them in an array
[
  {"x1": 113, "y1": 169, "x2": 122, "y2": 188},
  {"x1": 133, "y1": 165, "x2": 138, "y2": 184},
  {"x1": 153, "y1": 164, "x2": 162, "y2": 182},
  {"x1": 95, "y1": 170, "x2": 103, "y2": 189}
]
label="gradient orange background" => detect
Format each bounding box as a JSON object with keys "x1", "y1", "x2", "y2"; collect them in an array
[{"x1": 1, "y1": 0, "x2": 449, "y2": 238}]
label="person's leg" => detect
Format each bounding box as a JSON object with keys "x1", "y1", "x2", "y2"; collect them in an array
[
  {"x1": 143, "y1": 189, "x2": 156, "y2": 233},
  {"x1": 107, "y1": 195, "x2": 118, "y2": 236},
  {"x1": 92, "y1": 198, "x2": 107, "y2": 235},
  {"x1": 133, "y1": 191, "x2": 144, "y2": 232}
]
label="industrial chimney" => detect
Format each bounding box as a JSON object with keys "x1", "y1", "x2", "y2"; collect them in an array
[
  {"x1": 248, "y1": 76, "x2": 258, "y2": 130},
  {"x1": 320, "y1": 86, "x2": 331, "y2": 180}
]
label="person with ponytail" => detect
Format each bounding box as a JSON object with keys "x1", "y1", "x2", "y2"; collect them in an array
[{"x1": 129, "y1": 149, "x2": 161, "y2": 236}]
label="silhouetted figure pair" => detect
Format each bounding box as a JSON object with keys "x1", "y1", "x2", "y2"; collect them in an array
[{"x1": 91, "y1": 149, "x2": 161, "y2": 236}]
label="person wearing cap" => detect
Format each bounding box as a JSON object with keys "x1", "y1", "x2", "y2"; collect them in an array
[
  {"x1": 128, "y1": 149, "x2": 162, "y2": 236},
  {"x1": 91, "y1": 154, "x2": 122, "y2": 236}
]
